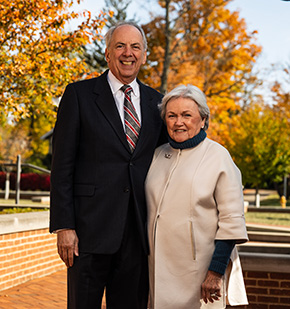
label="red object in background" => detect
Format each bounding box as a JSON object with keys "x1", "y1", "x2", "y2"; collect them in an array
[{"x1": 0, "y1": 172, "x2": 50, "y2": 191}]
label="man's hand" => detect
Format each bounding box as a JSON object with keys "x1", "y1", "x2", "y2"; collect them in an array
[
  {"x1": 57, "y1": 229, "x2": 79, "y2": 268},
  {"x1": 201, "y1": 270, "x2": 222, "y2": 304}
]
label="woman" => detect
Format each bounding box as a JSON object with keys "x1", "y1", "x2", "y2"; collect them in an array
[{"x1": 145, "y1": 84, "x2": 248, "y2": 308}]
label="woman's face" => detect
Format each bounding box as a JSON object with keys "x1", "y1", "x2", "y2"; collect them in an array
[{"x1": 165, "y1": 97, "x2": 205, "y2": 143}]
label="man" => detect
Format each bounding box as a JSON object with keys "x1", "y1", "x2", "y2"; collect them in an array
[{"x1": 50, "y1": 21, "x2": 165, "y2": 309}]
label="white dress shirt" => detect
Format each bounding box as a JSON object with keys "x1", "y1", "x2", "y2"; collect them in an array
[{"x1": 107, "y1": 70, "x2": 142, "y2": 131}]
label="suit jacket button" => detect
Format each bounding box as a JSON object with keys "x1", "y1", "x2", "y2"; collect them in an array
[{"x1": 124, "y1": 187, "x2": 130, "y2": 193}]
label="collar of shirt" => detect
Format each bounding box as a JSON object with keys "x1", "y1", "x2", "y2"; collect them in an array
[
  {"x1": 107, "y1": 70, "x2": 140, "y2": 97},
  {"x1": 107, "y1": 70, "x2": 141, "y2": 127}
]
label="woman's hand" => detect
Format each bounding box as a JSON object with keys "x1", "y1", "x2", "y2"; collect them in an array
[{"x1": 201, "y1": 270, "x2": 223, "y2": 304}]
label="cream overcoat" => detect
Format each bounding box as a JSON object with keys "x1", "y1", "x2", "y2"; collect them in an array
[{"x1": 145, "y1": 138, "x2": 248, "y2": 309}]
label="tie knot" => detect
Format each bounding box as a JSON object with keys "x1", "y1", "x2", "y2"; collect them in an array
[{"x1": 121, "y1": 85, "x2": 133, "y2": 95}]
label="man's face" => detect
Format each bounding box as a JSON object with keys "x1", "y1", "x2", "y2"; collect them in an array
[{"x1": 105, "y1": 25, "x2": 147, "y2": 84}]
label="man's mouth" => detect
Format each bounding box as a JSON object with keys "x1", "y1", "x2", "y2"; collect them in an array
[{"x1": 121, "y1": 61, "x2": 133, "y2": 65}]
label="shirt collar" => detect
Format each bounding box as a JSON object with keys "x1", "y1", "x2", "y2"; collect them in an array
[{"x1": 107, "y1": 70, "x2": 139, "y2": 97}]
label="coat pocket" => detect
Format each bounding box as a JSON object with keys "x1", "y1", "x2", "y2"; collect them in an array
[{"x1": 190, "y1": 220, "x2": 196, "y2": 260}]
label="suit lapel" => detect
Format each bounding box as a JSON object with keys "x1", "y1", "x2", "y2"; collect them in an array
[
  {"x1": 93, "y1": 71, "x2": 130, "y2": 152},
  {"x1": 133, "y1": 81, "x2": 156, "y2": 156},
  {"x1": 93, "y1": 72, "x2": 159, "y2": 155}
]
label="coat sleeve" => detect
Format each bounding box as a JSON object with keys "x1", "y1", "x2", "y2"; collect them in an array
[
  {"x1": 49, "y1": 83, "x2": 80, "y2": 232},
  {"x1": 213, "y1": 145, "x2": 248, "y2": 244}
]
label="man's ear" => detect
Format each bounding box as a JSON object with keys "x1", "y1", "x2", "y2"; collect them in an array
[
  {"x1": 142, "y1": 51, "x2": 147, "y2": 65},
  {"x1": 105, "y1": 48, "x2": 109, "y2": 62}
]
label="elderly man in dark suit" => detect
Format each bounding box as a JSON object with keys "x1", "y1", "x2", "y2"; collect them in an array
[{"x1": 49, "y1": 21, "x2": 165, "y2": 309}]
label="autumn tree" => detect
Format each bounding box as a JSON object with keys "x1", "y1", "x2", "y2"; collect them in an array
[
  {"x1": 140, "y1": 0, "x2": 262, "y2": 144},
  {"x1": 0, "y1": 0, "x2": 107, "y2": 120},
  {"x1": 0, "y1": 0, "x2": 108, "y2": 167},
  {"x1": 269, "y1": 63, "x2": 290, "y2": 197},
  {"x1": 227, "y1": 102, "x2": 290, "y2": 198},
  {"x1": 271, "y1": 64, "x2": 290, "y2": 121},
  {"x1": 0, "y1": 124, "x2": 31, "y2": 163}
]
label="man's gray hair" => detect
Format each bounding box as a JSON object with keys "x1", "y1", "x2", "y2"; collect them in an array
[
  {"x1": 104, "y1": 21, "x2": 147, "y2": 51},
  {"x1": 159, "y1": 84, "x2": 210, "y2": 130}
]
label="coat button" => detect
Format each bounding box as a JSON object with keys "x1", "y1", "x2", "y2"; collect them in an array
[{"x1": 123, "y1": 187, "x2": 130, "y2": 193}]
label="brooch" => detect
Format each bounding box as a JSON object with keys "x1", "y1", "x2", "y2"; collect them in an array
[{"x1": 164, "y1": 153, "x2": 172, "y2": 159}]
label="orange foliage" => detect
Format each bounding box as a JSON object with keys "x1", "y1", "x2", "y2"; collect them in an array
[
  {"x1": 271, "y1": 79, "x2": 290, "y2": 122},
  {"x1": 140, "y1": 0, "x2": 262, "y2": 145},
  {"x1": 0, "y1": 0, "x2": 108, "y2": 120}
]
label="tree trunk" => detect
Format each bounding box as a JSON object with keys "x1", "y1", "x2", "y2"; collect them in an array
[{"x1": 160, "y1": 0, "x2": 172, "y2": 94}]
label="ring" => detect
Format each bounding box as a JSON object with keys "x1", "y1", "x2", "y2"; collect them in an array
[{"x1": 210, "y1": 293, "x2": 216, "y2": 297}]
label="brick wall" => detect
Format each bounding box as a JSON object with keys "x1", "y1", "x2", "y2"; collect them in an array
[
  {"x1": 0, "y1": 214, "x2": 289, "y2": 308},
  {"x1": 0, "y1": 228, "x2": 65, "y2": 291},
  {"x1": 241, "y1": 271, "x2": 290, "y2": 308}
]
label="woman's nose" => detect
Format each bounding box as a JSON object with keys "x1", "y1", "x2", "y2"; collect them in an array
[{"x1": 175, "y1": 117, "x2": 183, "y2": 125}]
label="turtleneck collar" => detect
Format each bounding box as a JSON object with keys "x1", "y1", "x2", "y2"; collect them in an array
[{"x1": 168, "y1": 129, "x2": 207, "y2": 150}]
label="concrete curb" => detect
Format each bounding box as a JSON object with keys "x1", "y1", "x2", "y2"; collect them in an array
[
  {"x1": 0, "y1": 211, "x2": 49, "y2": 235},
  {"x1": 239, "y1": 251, "x2": 290, "y2": 273}
]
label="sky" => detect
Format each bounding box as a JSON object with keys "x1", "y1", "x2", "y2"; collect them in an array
[
  {"x1": 71, "y1": 0, "x2": 290, "y2": 84},
  {"x1": 228, "y1": 0, "x2": 290, "y2": 66},
  {"x1": 72, "y1": 0, "x2": 290, "y2": 64}
]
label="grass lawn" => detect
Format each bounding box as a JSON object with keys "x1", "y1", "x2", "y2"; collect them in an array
[
  {"x1": 260, "y1": 194, "x2": 290, "y2": 207},
  {"x1": 0, "y1": 198, "x2": 48, "y2": 214},
  {"x1": 1, "y1": 195, "x2": 290, "y2": 228},
  {"x1": 244, "y1": 193, "x2": 290, "y2": 227},
  {"x1": 0, "y1": 198, "x2": 37, "y2": 205},
  {"x1": 245, "y1": 212, "x2": 290, "y2": 227}
]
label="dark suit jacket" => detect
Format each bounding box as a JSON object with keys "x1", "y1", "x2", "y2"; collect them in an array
[{"x1": 49, "y1": 70, "x2": 165, "y2": 254}]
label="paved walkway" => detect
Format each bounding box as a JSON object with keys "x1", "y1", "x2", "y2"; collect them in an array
[{"x1": 0, "y1": 269, "x2": 106, "y2": 308}]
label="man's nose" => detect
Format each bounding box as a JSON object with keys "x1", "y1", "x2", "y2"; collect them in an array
[{"x1": 123, "y1": 46, "x2": 133, "y2": 56}]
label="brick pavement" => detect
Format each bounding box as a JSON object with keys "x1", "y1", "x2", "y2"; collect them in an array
[
  {"x1": 0, "y1": 268, "x2": 249, "y2": 308},
  {"x1": 0, "y1": 269, "x2": 106, "y2": 308}
]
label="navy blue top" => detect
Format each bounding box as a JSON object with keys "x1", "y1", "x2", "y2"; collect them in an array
[{"x1": 209, "y1": 240, "x2": 235, "y2": 275}]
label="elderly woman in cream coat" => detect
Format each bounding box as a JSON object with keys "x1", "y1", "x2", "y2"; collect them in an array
[{"x1": 145, "y1": 84, "x2": 248, "y2": 308}]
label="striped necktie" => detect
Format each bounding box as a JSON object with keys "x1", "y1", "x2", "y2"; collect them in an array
[{"x1": 121, "y1": 85, "x2": 141, "y2": 152}]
